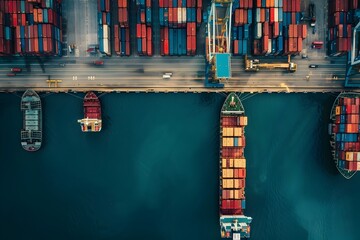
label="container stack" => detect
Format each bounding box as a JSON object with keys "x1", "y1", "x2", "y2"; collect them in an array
[
  {"x1": 114, "y1": 0, "x2": 130, "y2": 56},
  {"x1": 136, "y1": 0, "x2": 152, "y2": 56},
  {"x1": 252, "y1": 0, "x2": 285, "y2": 55},
  {"x1": 252, "y1": 0, "x2": 307, "y2": 56},
  {"x1": 159, "y1": 0, "x2": 202, "y2": 56},
  {"x1": 232, "y1": 0, "x2": 252, "y2": 55},
  {"x1": 0, "y1": 0, "x2": 62, "y2": 56},
  {"x1": 328, "y1": 0, "x2": 353, "y2": 56},
  {"x1": 332, "y1": 97, "x2": 360, "y2": 171},
  {"x1": 98, "y1": 0, "x2": 111, "y2": 56},
  {"x1": 220, "y1": 116, "x2": 247, "y2": 215},
  {"x1": 281, "y1": 0, "x2": 306, "y2": 55}
]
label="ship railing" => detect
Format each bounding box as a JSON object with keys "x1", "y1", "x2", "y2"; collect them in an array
[
  {"x1": 222, "y1": 110, "x2": 244, "y2": 115},
  {"x1": 21, "y1": 130, "x2": 41, "y2": 140}
]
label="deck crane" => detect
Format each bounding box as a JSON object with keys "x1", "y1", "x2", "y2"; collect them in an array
[{"x1": 204, "y1": 0, "x2": 233, "y2": 88}]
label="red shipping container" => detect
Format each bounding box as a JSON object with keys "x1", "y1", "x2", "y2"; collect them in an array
[
  {"x1": 141, "y1": 24, "x2": 146, "y2": 38},
  {"x1": 164, "y1": 27, "x2": 169, "y2": 40},
  {"x1": 234, "y1": 9, "x2": 239, "y2": 26},
  {"x1": 273, "y1": 22, "x2": 279, "y2": 37},
  {"x1": 164, "y1": 0, "x2": 169, "y2": 7},
  {"x1": 136, "y1": 24, "x2": 141, "y2": 38},
  {"x1": 147, "y1": 27, "x2": 152, "y2": 41},
  {"x1": 187, "y1": 36, "x2": 192, "y2": 54},
  {"x1": 256, "y1": 0, "x2": 261, "y2": 7},
  {"x1": 197, "y1": 8, "x2": 202, "y2": 25},
  {"x1": 146, "y1": 0, "x2": 151, "y2": 7},
  {"x1": 297, "y1": 37, "x2": 302, "y2": 52},
  {"x1": 169, "y1": 8, "x2": 173, "y2": 23},
  {"x1": 338, "y1": 24, "x2": 343, "y2": 38},
  {"x1": 260, "y1": 8, "x2": 265, "y2": 22},
  {"x1": 270, "y1": 8, "x2": 274, "y2": 23},
  {"x1": 197, "y1": 0, "x2": 202, "y2": 8},
  {"x1": 13, "y1": 13, "x2": 17, "y2": 27},
  {"x1": 164, "y1": 39, "x2": 169, "y2": 55},
  {"x1": 347, "y1": 25, "x2": 352, "y2": 38},
  {"x1": 140, "y1": 9, "x2": 145, "y2": 23},
  {"x1": 114, "y1": 38, "x2": 120, "y2": 53},
  {"x1": 233, "y1": 40, "x2": 239, "y2": 54},
  {"x1": 159, "y1": 0, "x2": 164, "y2": 7},
  {"x1": 191, "y1": 35, "x2": 196, "y2": 53},
  {"x1": 141, "y1": 37, "x2": 146, "y2": 53},
  {"x1": 263, "y1": 22, "x2": 269, "y2": 36},
  {"x1": 262, "y1": 35, "x2": 269, "y2": 53},
  {"x1": 147, "y1": 40, "x2": 152, "y2": 56},
  {"x1": 38, "y1": 9, "x2": 43, "y2": 23}
]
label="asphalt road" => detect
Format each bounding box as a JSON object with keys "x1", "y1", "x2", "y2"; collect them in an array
[{"x1": 0, "y1": 55, "x2": 352, "y2": 92}]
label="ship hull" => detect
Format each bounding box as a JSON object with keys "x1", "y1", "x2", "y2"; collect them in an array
[
  {"x1": 329, "y1": 92, "x2": 360, "y2": 179},
  {"x1": 78, "y1": 92, "x2": 102, "y2": 132},
  {"x1": 219, "y1": 93, "x2": 252, "y2": 239},
  {"x1": 21, "y1": 89, "x2": 42, "y2": 152}
]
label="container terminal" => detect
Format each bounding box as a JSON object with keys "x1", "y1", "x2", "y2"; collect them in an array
[{"x1": 0, "y1": 0, "x2": 358, "y2": 93}]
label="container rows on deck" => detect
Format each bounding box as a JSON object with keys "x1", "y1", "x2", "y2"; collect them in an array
[
  {"x1": 0, "y1": 0, "x2": 63, "y2": 56},
  {"x1": 220, "y1": 115, "x2": 248, "y2": 215},
  {"x1": 331, "y1": 96, "x2": 360, "y2": 171}
]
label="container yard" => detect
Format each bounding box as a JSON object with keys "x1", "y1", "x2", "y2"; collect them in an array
[
  {"x1": 219, "y1": 93, "x2": 252, "y2": 239},
  {"x1": 327, "y1": 0, "x2": 357, "y2": 56},
  {"x1": 329, "y1": 92, "x2": 360, "y2": 179},
  {"x1": 0, "y1": 0, "x2": 63, "y2": 56},
  {"x1": 136, "y1": 0, "x2": 152, "y2": 56}
]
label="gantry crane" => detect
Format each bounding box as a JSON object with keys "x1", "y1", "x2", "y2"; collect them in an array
[
  {"x1": 345, "y1": 19, "x2": 360, "y2": 87},
  {"x1": 204, "y1": 0, "x2": 233, "y2": 88},
  {"x1": 244, "y1": 55, "x2": 297, "y2": 72}
]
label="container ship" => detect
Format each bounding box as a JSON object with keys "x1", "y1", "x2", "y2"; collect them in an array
[
  {"x1": 21, "y1": 89, "x2": 42, "y2": 151},
  {"x1": 329, "y1": 92, "x2": 360, "y2": 179},
  {"x1": 78, "y1": 92, "x2": 102, "y2": 132},
  {"x1": 220, "y1": 93, "x2": 252, "y2": 239}
]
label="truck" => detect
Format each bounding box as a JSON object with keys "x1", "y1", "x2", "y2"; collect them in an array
[
  {"x1": 244, "y1": 55, "x2": 297, "y2": 72},
  {"x1": 11, "y1": 68, "x2": 22, "y2": 73},
  {"x1": 309, "y1": 3, "x2": 316, "y2": 27}
]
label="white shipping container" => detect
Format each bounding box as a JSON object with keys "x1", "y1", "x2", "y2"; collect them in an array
[
  {"x1": 357, "y1": 152, "x2": 360, "y2": 161},
  {"x1": 256, "y1": 8, "x2": 261, "y2": 23},
  {"x1": 103, "y1": 25, "x2": 110, "y2": 39},
  {"x1": 274, "y1": 8, "x2": 278, "y2": 22},
  {"x1": 278, "y1": 0, "x2": 283, "y2": 7},
  {"x1": 275, "y1": 0, "x2": 278, "y2": 7},
  {"x1": 255, "y1": 22, "x2": 262, "y2": 39},
  {"x1": 178, "y1": 8, "x2": 182, "y2": 23},
  {"x1": 103, "y1": 38, "x2": 110, "y2": 55},
  {"x1": 267, "y1": 39, "x2": 272, "y2": 54},
  {"x1": 182, "y1": 8, "x2": 186, "y2": 24}
]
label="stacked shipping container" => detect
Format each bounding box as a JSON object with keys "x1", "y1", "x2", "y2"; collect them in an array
[
  {"x1": 0, "y1": 0, "x2": 62, "y2": 56},
  {"x1": 328, "y1": 0, "x2": 355, "y2": 56},
  {"x1": 136, "y1": 0, "x2": 152, "y2": 56},
  {"x1": 333, "y1": 96, "x2": 360, "y2": 171},
  {"x1": 251, "y1": 0, "x2": 307, "y2": 56},
  {"x1": 232, "y1": 0, "x2": 252, "y2": 55},
  {"x1": 113, "y1": 0, "x2": 130, "y2": 56},
  {"x1": 98, "y1": 0, "x2": 111, "y2": 56},
  {"x1": 220, "y1": 116, "x2": 248, "y2": 215},
  {"x1": 159, "y1": 0, "x2": 202, "y2": 56}
]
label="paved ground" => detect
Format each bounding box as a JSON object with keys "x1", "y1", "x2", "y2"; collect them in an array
[{"x1": 0, "y1": 0, "x2": 355, "y2": 93}]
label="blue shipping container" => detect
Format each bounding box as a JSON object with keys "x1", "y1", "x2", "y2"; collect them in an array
[
  {"x1": 98, "y1": 13, "x2": 102, "y2": 25},
  {"x1": 278, "y1": 0, "x2": 283, "y2": 7},
  {"x1": 256, "y1": 9, "x2": 261, "y2": 23},
  {"x1": 232, "y1": 27, "x2": 237, "y2": 40},
  {"x1": 238, "y1": 40, "x2": 243, "y2": 55},
  {"x1": 238, "y1": 26, "x2": 243, "y2": 39},
  {"x1": 182, "y1": 0, "x2": 186, "y2": 7},
  {"x1": 173, "y1": 0, "x2": 178, "y2": 7},
  {"x1": 159, "y1": 8, "x2": 164, "y2": 26},
  {"x1": 39, "y1": 38, "x2": 43, "y2": 52},
  {"x1": 137, "y1": 38, "x2": 142, "y2": 53},
  {"x1": 243, "y1": 39, "x2": 248, "y2": 54},
  {"x1": 247, "y1": 9, "x2": 252, "y2": 24},
  {"x1": 278, "y1": 8, "x2": 283, "y2": 22},
  {"x1": 21, "y1": 0, "x2": 26, "y2": 13},
  {"x1": 234, "y1": 137, "x2": 238, "y2": 146},
  {"x1": 169, "y1": 28, "x2": 174, "y2": 55},
  {"x1": 38, "y1": 24, "x2": 43, "y2": 37},
  {"x1": 265, "y1": 9, "x2": 270, "y2": 22},
  {"x1": 241, "y1": 200, "x2": 246, "y2": 209},
  {"x1": 106, "y1": 13, "x2": 111, "y2": 25},
  {"x1": 244, "y1": 24, "x2": 249, "y2": 39},
  {"x1": 5, "y1": 27, "x2": 11, "y2": 40},
  {"x1": 146, "y1": 8, "x2": 151, "y2": 24}
]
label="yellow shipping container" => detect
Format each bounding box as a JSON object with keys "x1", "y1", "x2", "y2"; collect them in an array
[
  {"x1": 228, "y1": 128, "x2": 234, "y2": 136},
  {"x1": 222, "y1": 138, "x2": 227, "y2": 147},
  {"x1": 227, "y1": 138, "x2": 234, "y2": 147},
  {"x1": 346, "y1": 152, "x2": 354, "y2": 161},
  {"x1": 229, "y1": 190, "x2": 234, "y2": 199},
  {"x1": 239, "y1": 158, "x2": 246, "y2": 168},
  {"x1": 227, "y1": 179, "x2": 234, "y2": 188},
  {"x1": 228, "y1": 169, "x2": 234, "y2": 178},
  {"x1": 222, "y1": 159, "x2": 227, "y2": 168},
  {"x1": 335, "y1": 106, "x2": 340, "y2": 115},
  {"x1": 234, "y1": 190, "x2": 240, "y2": 199},
  {"x1": 229, "y1": 159, "x2": 234, "y2": 168},
  {"x1": 243, "y1": 116, "x2": 248, "y2": 126},
  {"x1": 234, "y1": 179, "x2": 240, "y2": 188},
  {"x1": 234, "y1": 127, "x2": 243, "y2": 136},
  {"x1": 234, "y1": 159, "x2": 240, "y2": 168}
]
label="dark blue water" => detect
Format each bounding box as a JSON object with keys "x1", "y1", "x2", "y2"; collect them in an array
[{"x1": 0, "y1": 92, "x2": 359, "y2": 240}]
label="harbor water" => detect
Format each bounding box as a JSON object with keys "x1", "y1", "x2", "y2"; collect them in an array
[{"x1": 0, "y1": 92, "x2": 360, "y2": 240}]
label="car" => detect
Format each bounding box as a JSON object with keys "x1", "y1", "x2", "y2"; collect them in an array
[
  {"x1": 312, "y1": 27, "x2": 316, "y2": 34},
  {"x1": 59, "y1": 63, "x2": 66, "y2": 67},
  {"x1": 6, "y1": 73, "x2": 16, "y2": 77},
  {"x1": 162, "y1": 74, "x2": 171, "y2": 79},
  {"x1": 164, "y1": 72, "x2": 173, "y2": 76},
  {"x1": 302, "y1": 54, "x2": 308, "y2": 59},
  {"x1": 93, "y1": 60, "x2": 104, "y2": 66},
  {"x1": 309, "y1": 64, "x2": 319, "y2": 68},
  {"x1": 11, "y1": 67, "x2": 22, "y2": 73}
]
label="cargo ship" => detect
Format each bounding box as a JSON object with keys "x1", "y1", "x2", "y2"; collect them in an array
[
  {"x1": 21, "y1": 89, "x2": 42, "y2": 151},
  {"x1": 329, "y1": 92, "x2": 360, "y2": 179},
  {"x1": 78, "y1": 92, "x2": 102, "y2": 132},
  {"x1": 220, "y1": 93, "x2": 252, "y2": 239}
]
